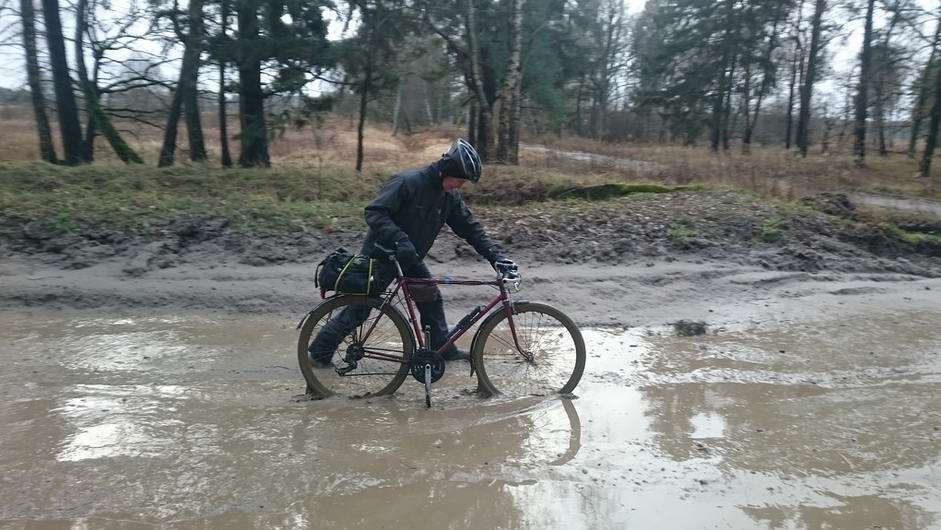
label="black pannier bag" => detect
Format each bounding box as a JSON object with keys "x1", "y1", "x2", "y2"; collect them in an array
[{"x1": 315, "y1": 248, "x2": 379, "y2": 297}]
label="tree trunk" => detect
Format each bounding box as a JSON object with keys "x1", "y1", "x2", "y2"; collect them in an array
[
  {"x1": 496, "y1": 0, "x2": 524, "y2": 163},
  {"x1": 853, "y1": 0, "x2": 875, "y2": 166},
  {"x1": 721, "y1": 54, "x2": 737, "y2": 151},
  {"x1": 785, "y1": 52, "x2": 799, "y2": 149},
  {"x1": 160, "y1": 0, "x2": 207, "y2": 166},
  {"x1": 183, "y1": 0, "x2": 207, "y2": 161},
  {"x1": 237, "y1": 1, "x2": 269, "y2": 168},
  {"x1": 391, "y1": 78, "x2": 403, "y2": 136},
  {"x1": 786, "y1": 0, "x2": 805, "y2": 149},
  {"x1": 508, "y1": 68, "x2": 523, "y2": 163},
  {"x1": 423, "y1": 84, "x2": 434, "y2": 123},
  {"x1": 711, "y1": 0, "x2": 735, "y2": 152},
  {"x1": 919, "y1": 43, "x2": 941, "y2": 177},
  {"x1": 82, "y1": 111, "x2": 97, "y2": 161},
  {"x1": 910, "y1": 15, "x2": 941, "y2": 158},
  {"x1": 875, "y1": 81, "x2": 888, "y2": 156},
  {"x1": 574, "y1": 75, "x2": 585, "y2": 137},
  {"x1": 797, "y1": 0, "x2": 826, "y2": 157},
  {"x1": 219, "y1": 0, "x2": 232, "y2": 167},
  {"x1": 41, "y1": 0, "x2": 84, "y2": 165},
  {"x1": 465, "y1": 0, "x2": 493, "y2": 161},
  {"x1": 744, "y1": 8, "x2": 784, "y2": 154},
  {"x1": 742, "y1": 64, "x2": 752, "y2": 154},
  {"x1": 75, "y1": 0, "x2": 94, "y2": 161},
  {"x1": 356, "y1": 58, "x2": 373, "y2": 173},
  {"x1": 158, "y1": 88, "x2": 185, "y2": 167},
  {"x1": 89, "y1": 97, "x2": 144, "y2": 163},
  {"x1": 467, "y1": 98, "x2": 478, "y2": 144},
  {"x1": 20, "y1": 0, "x2": 57, "y2": 163}
]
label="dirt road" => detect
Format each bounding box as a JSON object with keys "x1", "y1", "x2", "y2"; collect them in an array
[{"x1": 1, "y1": 254, "x2": 940, "y2": 529}]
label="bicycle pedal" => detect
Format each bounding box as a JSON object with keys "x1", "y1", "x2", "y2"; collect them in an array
[{"x1": 336, "y1": 363, "x2": 357, "y2": 375}]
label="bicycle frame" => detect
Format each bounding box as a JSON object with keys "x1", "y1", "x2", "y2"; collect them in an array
[{"x1": 356, "y1": 263, "x2": 526, "y2": 364}]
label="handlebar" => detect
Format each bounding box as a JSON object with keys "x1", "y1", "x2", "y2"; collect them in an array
[
  {"x1": 494, "y1": 259, "x2": 522, "y2": 292},
  {"x1": 374, "y1": 243, "x2": 521, "y2": 290}
]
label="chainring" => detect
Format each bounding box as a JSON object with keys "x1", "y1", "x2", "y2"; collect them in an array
[{"x1": 409, "y1": 349, "x2": 446, "y2": 383}]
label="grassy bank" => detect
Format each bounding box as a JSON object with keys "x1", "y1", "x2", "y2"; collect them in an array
[
  {"x1": 0, "y1": 161, "x2": 376, "y2": 232},
  {"x1": 0, "y1": 160, "x2": 689, "y2": 234}
]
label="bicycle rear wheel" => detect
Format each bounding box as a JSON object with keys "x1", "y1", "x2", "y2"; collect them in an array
[
  {"x1": 472, "y1": 302, "x2": 586, "y2": 398},
  {"x1": 297, "y1": 295, "x2": 414, "y2": 399}
]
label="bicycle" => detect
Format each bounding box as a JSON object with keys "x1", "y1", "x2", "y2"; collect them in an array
[{"x1": 296, "y1": 248, "x2": 586, "y2": 407}]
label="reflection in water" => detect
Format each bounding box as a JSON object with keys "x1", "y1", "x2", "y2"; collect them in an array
[
  {"x1": 743, "y1": 494, "x2": 935, "y2": 530},
  {"x1": 1, "y1": 311, "x2": 940, "y2": 529},
  {"x1": 55, "y1": 384, "x2": 187, "y2": 462},
  {"x1": 549, "y1": 398, "x2": 582, "y2": 466}
]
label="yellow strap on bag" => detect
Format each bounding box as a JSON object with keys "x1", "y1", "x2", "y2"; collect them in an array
[
  {"x1": 334, "y1": 256, "x2": 375, "y2": 295},
  {"x1": 334, "y1": 257, "x2": 356, "y2": 293}
]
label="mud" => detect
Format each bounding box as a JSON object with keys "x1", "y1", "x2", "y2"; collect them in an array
[
  {"x1": 3, "y1": 186, "x2": 941, "y2": 527},
  {"x1": 1, "y1": 271, "x2": 940, "y2": 529},
  {"x1": 3, "y1": 191, "x2": 941, "y2": 284}
]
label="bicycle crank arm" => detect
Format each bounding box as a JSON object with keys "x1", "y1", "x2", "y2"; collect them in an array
[{"x1": 424, "y1": 363, "x2": 432, "y2": 408}]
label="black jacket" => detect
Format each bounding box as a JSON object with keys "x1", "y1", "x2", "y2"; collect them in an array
[{"x1": 361, "y1": 163, "x2": 500, "y2": 262}]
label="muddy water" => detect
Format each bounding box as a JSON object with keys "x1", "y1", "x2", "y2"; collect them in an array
[
  {"x1": 848, "y1": 192, "x2": 941, "y2": 216},
  {"x1": 1, "y1": 310, "x2": 940, "y2": 529}
]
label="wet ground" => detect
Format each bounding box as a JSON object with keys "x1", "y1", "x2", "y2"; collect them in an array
[
  {"x1": 849, "y1": 192, "x2": 941, "y2": 217},
  {"x1": 2, "y1": 299, "x2": 940, "y2": 529}
]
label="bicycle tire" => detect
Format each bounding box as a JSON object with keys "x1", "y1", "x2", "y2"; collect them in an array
[
  {"x1": 297, "y1": 295, "x2": 415, "y2": 399},
  {"x1": 472, "y1": 302, "x2": 586, "y2": 398}
]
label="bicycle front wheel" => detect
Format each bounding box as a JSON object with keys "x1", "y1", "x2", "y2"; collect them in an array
[
  {"x1": 297, "y1": 295, "x2": 414, "y2": 399},
  {"x1": 472, "y1": 302, "x2": 586, "y2": 398}
]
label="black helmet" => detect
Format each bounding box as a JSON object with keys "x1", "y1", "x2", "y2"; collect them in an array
[{"x1": 441, "y1": 138, "x2": 482, "y2": 183}]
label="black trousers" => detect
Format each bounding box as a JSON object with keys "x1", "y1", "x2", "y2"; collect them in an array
[{"x1": 308, "y1": 261, "x2": 457, "y2": 362}]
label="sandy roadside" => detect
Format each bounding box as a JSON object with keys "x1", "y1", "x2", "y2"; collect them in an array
[{"x1": 3, "y1": 252, "x2": 940, "y2": 330}]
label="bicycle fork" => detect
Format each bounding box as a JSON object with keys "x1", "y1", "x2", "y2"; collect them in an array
[{"x1": 423, "y1": 325, "x2": 433, "y2": 408}]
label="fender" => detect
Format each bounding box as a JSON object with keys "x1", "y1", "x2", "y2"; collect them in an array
[{"x1": 295, "y1": 293, "x2": 357, "y2": 330}]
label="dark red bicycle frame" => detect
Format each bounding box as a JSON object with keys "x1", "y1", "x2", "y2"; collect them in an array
[{"x1": 356, "y1": 273, "x2": 525, "y2": 364}]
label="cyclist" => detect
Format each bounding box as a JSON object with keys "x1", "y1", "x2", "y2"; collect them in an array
[{"x1": 309, "y1": 138, "x2": 509, "y2": 364}]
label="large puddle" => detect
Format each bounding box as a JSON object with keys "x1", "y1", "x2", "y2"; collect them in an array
[{"x1": 1, "y1": 309, "x2": 940, "y2": 529}]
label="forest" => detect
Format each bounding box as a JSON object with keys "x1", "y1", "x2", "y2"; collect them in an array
[{"x1": 0, "y1": 0, "x2": 940, "y2": 178}]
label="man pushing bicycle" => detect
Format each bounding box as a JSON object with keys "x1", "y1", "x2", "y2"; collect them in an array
[{"x1": 308, "y1": 138, "x2": 510, "y2": 365}]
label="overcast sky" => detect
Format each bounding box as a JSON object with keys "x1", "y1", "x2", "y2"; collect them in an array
[{"x1": 0, "y1": 0, "x2": 934, "y2": 106}]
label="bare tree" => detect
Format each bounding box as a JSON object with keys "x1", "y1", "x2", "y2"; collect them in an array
[
  {"x1": 20, "y1": 0, "x2": 56, "y2": 162},
  {"x1": 75, "y1": 0, "x2": 143, "y2": 164},
  {"x1": 41, "y1": 0, "x2": 85, "y2": 164},
  {"x1": 218, "y1": 0, "x2": 232, "y2": 167},
  {"x1": 742, "y1": 2, "x2": 789, "y2": 154},
  {"x1": 796, "y1": 0, "x2": 826, "y2": 157},
  {"x1": 909, "y1": 8, "x2": 941, "y2": 157},
  {"x1": 495, "y1": 0, "x2": 524, "y2": 163},
  {"x1": 159, "y1": 0, "x2": 207, "y2": 167},
  {"x1": 785, "y1": 0, "x2": 805, "y2": 149},
  {"x1": 465, "y1": 0, "x2": 494, "y2": 160},
  {"x1": 853, "y1": 0, "x2": 876, "y2": 166},
  {"x1": 920, "y1": 30, "x2": 941, "y2": 177},
  {"x1": 236, "y1": 0, "x2": 268, "y2": 167}
]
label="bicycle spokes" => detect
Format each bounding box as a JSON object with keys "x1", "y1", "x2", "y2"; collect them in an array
[{"x1": 474, "y1": 303, "x2": 586, "y2": 397}]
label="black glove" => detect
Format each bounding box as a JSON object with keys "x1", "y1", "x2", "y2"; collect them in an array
[
  {"x1": 490, "y1": 255, "x2": 517, "y2": 276},
  {"x1": 396, "y1": 237, "x2": 420, "y2": 265}
]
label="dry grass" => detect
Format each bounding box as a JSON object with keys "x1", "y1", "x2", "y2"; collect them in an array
[
  {"x1": 2, "y1": 110, "x2": 939, "y2": 205},
  {"x1": 525, "y1": 135, "x2": 941, "y2": 201},
  {"x1": 0, "y1": 113, "x2": 456, "y2": 171}
]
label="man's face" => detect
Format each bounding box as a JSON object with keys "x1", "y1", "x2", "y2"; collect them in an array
[{"x1": 442, "y1": 176, "x2": 467, "y2": 192}]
